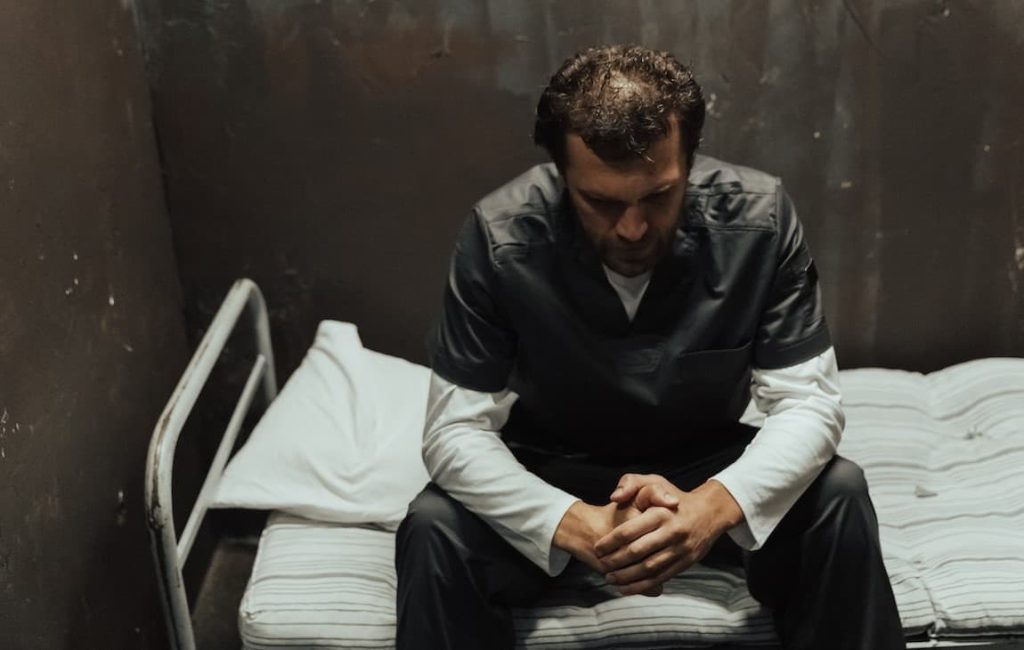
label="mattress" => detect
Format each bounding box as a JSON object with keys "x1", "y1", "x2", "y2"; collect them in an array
[
  {"x1": 836, "y1": 358, "x2": 1024, "y2": 639},
  {"x1": 239, "y1": 358, "x2": 1024, "y2": 648}
]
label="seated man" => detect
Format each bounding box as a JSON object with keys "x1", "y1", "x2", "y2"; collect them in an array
[{"x1": 396, "y1": 44, "x2": 904, "y2": 650}]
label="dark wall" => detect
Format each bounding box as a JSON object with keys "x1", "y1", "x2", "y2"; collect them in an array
[
  {"x1": 139, "y1": 0, "x2": 1024, "y2": 376},
  {"x1": 0, "y1": 1, "x2": 188, "y2": 647}
]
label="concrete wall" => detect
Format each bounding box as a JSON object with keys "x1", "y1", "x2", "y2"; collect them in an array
[
  {"x1": 0, "y1": 1, "x2": 188, "y2": 647},
  {"x1": 0, "y1": 0, "x2": 1012, "y2": 644},
  {"x1": 138, "y1": 0, "x2": 1024, "y2": 376}
]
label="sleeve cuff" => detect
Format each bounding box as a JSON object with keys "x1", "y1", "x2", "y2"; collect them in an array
[
  {"x1": 548, "y1": 546, "x2": 573, "y2": 576},
  {"x1": 708, "y1": 474, "x2": 772, "y2": 551},
  {"x1": 754, "y1": 324, "x2": 832, "y2": 370},
  {"x1": 725, "y1": 519, "x2": 757, "y2": 550},
  {"x1": 430, "y1": 349, "x2": 512, "y2": 394},
  {"x1": 541, "y1": 493, "x2": 583, "y2": 576}
]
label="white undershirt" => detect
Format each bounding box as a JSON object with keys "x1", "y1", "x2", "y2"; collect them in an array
[
  {"x1": 422, "y1": 269, "x2": 844, "y2": 577},
  {"x1": 601, "y1": 265, "x2": 652, "y2": 321}
]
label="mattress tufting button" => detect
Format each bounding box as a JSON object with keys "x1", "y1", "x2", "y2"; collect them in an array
[
  {"x1": 913, "y1": 485, "x2": 938, "y2": 498},
  {"x1": 964, "y1": 427, "x2": 984, "y2": 439}
]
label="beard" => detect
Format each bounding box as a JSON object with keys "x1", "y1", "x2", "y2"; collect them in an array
[{"x1": 599, "y1": 230, "x2": 673, "y2": 276}]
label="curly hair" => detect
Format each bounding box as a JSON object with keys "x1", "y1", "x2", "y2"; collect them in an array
[{"x1": 533, "y1": 45, "x2": 706, "y2": 168}]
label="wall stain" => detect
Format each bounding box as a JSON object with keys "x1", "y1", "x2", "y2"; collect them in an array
[
  {"x1": 133, "y1": 0, "x2": 1024, "y2": 381},
  {"x1": 1, "y1": 0, "x2": 188, "y2": 645}
]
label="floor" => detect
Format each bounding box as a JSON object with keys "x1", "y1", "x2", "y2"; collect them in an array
[{"x1": 192, "y1": 537, "x2": 258, "y2": 650}]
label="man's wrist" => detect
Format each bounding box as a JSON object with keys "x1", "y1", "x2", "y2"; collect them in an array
[
  {"x1": 552, "y1": 500, "x2": 588, "y2": 554},
  {"x1": 694, "y1": 479, "x2": 745, "y2": 535},
  {"x1": 553, "y1": 500, "x2": 619, "y2": 555}
]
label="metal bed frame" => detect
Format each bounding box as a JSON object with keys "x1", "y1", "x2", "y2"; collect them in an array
[
  {"x1": 145, "y1": 278, "x2": 278, "y2": 650},
  {"x1": 143, "y1": 278, "x2": 1022, "y2": 649}
]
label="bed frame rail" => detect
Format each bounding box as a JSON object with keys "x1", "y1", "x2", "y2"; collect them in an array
[{"x1": 144, "y1": 278, "x2": 278, "y2": 650}]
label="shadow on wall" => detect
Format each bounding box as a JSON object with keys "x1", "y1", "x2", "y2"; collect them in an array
[
  {"x1": 140, "y1": 0, "x2": 548, "y2": 375},
  {"x1": 871, "y1": 0, "x2": 1024, "y2": 370}
]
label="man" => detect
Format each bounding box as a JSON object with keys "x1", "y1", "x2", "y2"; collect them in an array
[{"x1": 396, "y1": 45, "x2": 905, "y2": 649}]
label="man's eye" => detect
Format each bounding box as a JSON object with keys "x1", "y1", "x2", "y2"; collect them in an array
[
  {"x1": 644, "y1": 191, "x2": 669, "y2": 203},
  {"x1": 588, "y1": 196, "x2": 621, "y2": 209}
]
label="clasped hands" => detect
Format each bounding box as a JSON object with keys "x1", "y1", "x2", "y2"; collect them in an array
[{"x1": 554, "y1": 474, "x2": 743, "y2": 597}]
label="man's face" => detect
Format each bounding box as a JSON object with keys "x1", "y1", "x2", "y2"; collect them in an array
[{"x1": 562, "y1": 120, "x2": 688, "y2": 277}]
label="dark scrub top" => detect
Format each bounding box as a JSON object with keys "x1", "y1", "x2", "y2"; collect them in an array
[{"x1": 428, "y1": 155, "x2": 831, "y2": 464}]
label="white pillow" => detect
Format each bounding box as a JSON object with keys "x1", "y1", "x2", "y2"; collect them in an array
[{"x1": 211, "y1": 321, "x2": 430, "y2": 530}]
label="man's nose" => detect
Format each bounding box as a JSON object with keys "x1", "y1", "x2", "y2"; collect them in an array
[{"x1": 615, "y1": 205, "x2": 648, "y2": 242}]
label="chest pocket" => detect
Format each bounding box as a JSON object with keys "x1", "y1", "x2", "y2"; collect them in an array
[
  {"x1": 665, "y1": 340, "x2": 753, "y2": 424},
  {"x1": 608, "y1": 337, "x2": 663, "y2": 374}
]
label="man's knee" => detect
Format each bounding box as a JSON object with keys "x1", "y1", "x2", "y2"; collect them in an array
[
  {"x1": 805, "y1": 455, "x2": 882, "y2": 544},
  {"x1": 399, "y1": 483, "x2": 457, "y2": 537},
  {"x1": 816, "y1": 456, "x2": 870, "y2": 505}
]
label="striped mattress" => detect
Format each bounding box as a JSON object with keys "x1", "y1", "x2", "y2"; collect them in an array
[{"x1": 238, "y1": 358, "x2": 1024, "y2": 648}]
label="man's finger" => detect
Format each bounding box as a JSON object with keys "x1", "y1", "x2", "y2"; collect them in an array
[
  {"x1": 605, "y1": 546, "x2": 677, "y2": 586},
  {"x1": 594, "y1": 508, "x2": 663, "y2": 557},
  {"x1": 635, "y1": 484, "x2": 679, "y2": 511},
  {"x1": 641, "y1": 584, "x2": 663, "y2": 597},
  {"x1": 615, "y1": 556, "x2": 693, "y2": 597},
  {"x1": 598, "y1": 526, "x2": 674, "y2": 572},
  {"x1": 609, "y1": 473, "x2": 642, "y2": 502},
  {"x1": 599, "y1": 531, "x2": 664, "y2": 572}
]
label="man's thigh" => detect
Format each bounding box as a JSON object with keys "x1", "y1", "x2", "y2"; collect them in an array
[
  {"x1": 399, "y1": 483, "x2": 553, "y2": 606},
  {"x1": 743, "y1": 454, "x2": 878, "y2": 606}
]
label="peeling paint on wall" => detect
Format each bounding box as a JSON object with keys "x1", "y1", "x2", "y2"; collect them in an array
[{"x1": 0, "y1": 0, "x2": 188, "y2": 645}]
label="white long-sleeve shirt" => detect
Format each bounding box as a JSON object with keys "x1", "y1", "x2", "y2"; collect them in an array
[{"x1": 422, "y1": 265, "x2": 844, "y2": 576}]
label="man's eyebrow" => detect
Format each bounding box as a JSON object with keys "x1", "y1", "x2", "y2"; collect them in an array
[
  {"x1": 637, "y1": 183, "x2": 678, "y2": 199},
  {"x1": 580, "y1": 182, "x2": 678, "y2": 202},
  {"x1": 577, "y1": 180, "x2": 679, "y2": 203},
  {"x1": 579, "y1": 190, "x2": 620, "y2": 202}
]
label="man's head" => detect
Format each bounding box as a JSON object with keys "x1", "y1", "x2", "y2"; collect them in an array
[{"x1": 533, "y1": 45, "x2": 706, "y2": 277}]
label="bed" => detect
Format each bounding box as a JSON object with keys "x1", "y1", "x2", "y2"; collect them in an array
[{"x1": 146, "y1": 279, "x2": 1024, "y2": 649}]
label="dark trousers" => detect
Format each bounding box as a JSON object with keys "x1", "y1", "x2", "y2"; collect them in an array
[{"x1": 395, "y1": 431, "x2": 906, "y2": 649}]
